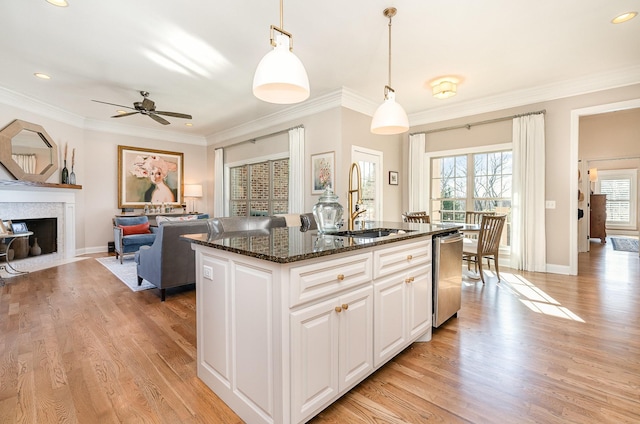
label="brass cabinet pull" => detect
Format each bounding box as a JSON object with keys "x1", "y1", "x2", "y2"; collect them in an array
[
  {"x1": 342, "y1": 303, "x2": 349, "y2": 310},
  {"x1": 405, "y1": 277, "x2": 415, "y2": 283},
  {"x1": 335, "y1": 306, "x2": 342, "y2": 313},
  {"x1": 337, "y1": 274, "x2": 345, "y2": 281},
  {"x1": 407, "y1": 255, "x2": 413, "y2": 260}
]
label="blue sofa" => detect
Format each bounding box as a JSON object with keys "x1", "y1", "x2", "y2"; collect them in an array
[{"x1": 135, "y1": 219, "x2": 210, "y2": 301}]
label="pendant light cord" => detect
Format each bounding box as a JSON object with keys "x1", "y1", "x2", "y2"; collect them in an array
[
  {"x1": 280, "y1": 0, "x2": 284, "y2": 29},
  {"x1": 387, "y1": 14, "x2": 392, "y2": 87}
]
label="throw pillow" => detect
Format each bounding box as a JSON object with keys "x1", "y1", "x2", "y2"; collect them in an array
[{"x1": 119, "y1": 222, "x2": 151, "y2": 235}]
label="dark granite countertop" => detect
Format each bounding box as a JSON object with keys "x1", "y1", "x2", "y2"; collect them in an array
[{"x1": 183, "y1": 221, "x2": 461, "y2": 264}]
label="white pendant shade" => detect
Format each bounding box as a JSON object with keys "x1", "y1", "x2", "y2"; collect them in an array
[
  {"x1": 370, "y1": 94, "x2": 409, "y2": 135},
  {"x1": 253, "y1": 35, "x2": 310, "y2": 104}
]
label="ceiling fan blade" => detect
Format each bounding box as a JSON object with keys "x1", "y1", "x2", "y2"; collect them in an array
[
  {"x1": 92, "y1": 99, "x2": 135, "y2": 110},
  {"x1": 149, "y1": 113, "x2": 170, "y2": 125},
  {"x1": 142, "y1": 97, "x2": 155, "y2": 111},
  {"x1": 155, "y1": 111, "x2": 192, "y2": 119},
  {"x1": 111, "y1": 112, "x2": 139, "y2": 118}
]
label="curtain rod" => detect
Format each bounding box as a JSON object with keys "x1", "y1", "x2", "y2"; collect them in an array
[
  {"x1": 410, "y1": 109, "x2": 546, "y2": 136},
  {"x1": 220, "y1": 124, "x2": 304, "y2": 149}
]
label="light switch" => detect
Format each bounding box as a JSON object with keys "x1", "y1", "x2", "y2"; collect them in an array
[
  {"x1": 203, "y1": 265, "x2": 213, "y2": 280},
  {"x1": 545, "y1": 200, "x2": 556, "y2": 209}
]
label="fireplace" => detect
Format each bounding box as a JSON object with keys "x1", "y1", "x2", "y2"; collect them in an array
[{"x1": 0, "y1": 186, "x2": 77, "y2": 268}]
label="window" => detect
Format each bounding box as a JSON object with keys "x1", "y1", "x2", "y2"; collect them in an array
[
  {"x1": 430, "y1": 148, "x2": 512, "y2": 246},
  {"x1": 229, "y1": 158, "x2": 289, "y2": 217},
  {"x1": 597, "y1": 169, "x2": 637, "y2": 230}
]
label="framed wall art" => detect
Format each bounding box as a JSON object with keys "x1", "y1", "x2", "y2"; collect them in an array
[
  {"x1": 118, "y1": 145, "x2": 184, "y2": 209},
  {"x1": 389, "y1": 171, "x2": 399, "y2": 185},
  {"x1": 311, "y1": 151, "x2": 335, "y2": 194}
]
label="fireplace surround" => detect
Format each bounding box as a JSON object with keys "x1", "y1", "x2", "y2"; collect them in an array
[{"x1": 0, "y1": 186, "x2": 76, "y2": 267}]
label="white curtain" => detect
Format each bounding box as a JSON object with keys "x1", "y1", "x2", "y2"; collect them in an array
[
  {"x1": 512, "y1": 113, "x2": 546, "y2": 271},
  {"x1": 288, "y1": 127, "x2": 305, "y2": 213},
  {"x1": 12, "y1": 154, "x2": 36, "y2": 173},
  {"x1": 408, "y1": 133, "x2": 426, "y2": 213},
  {"x1": 214, "y1": 148, "x2": 224, "y2": 217}
]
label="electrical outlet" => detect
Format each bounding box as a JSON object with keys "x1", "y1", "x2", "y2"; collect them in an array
[
  {"x1": 545, "y1": 200, "x2": 556, "y2": 209},
  {"x1": 203, "y1": 265, "x2": 213, "y2": 280}
]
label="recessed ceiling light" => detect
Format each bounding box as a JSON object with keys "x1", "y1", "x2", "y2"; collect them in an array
[
  {"x1": 46, "y1": 0, "x2": 68, "y2": 7},
  {"x1": 611, "y1": 11, "x2": 637, "y2": 24},
  {"x1": 34, "y1": 73, "x2": 51, "y2": 80},
  {"x1": 185, "y1": 123, "x2": 193, "y2": 127}
]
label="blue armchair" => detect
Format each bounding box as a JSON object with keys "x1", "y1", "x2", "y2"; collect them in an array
[{"x1": 113, "y1": 215, "x2": 157, "y2": 264}]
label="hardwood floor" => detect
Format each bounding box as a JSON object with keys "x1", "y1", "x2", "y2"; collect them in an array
[{"x1": 1, "y1": 241, "x2": 638, "y2": 423}]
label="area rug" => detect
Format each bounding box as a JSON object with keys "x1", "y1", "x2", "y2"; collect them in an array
[
  {"x1": 96, "y1": 256, "x2": 155, "y2": 291},
  {"x1": 610, "y1": 237, "x2": 639, "y2": 253}
]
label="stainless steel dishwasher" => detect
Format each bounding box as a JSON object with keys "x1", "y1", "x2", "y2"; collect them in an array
[{"x1": 432, "y1": 231, "x2": 463, "y2": 327}]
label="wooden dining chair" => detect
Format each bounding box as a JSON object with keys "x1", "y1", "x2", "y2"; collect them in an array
[
  {"x1": 465, "y1": 211, "x2": 495, "y2": 225},
  {"x1": 402, "y1": 211, "x2": 430, "y2": 223},
  {"x1": 462, "y1": 214, "x2": 506, "y2": 284}
]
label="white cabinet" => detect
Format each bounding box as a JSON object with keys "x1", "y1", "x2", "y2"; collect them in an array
[
  {"x1": 373, "y1": 240, "x2": 432, "y2": 367},
  {"x1": 290, "y1": 285, "x2": 373, "y2": 423},
  {"x1": 193, "y1": 235, "x2": 432, "y2": 424}
]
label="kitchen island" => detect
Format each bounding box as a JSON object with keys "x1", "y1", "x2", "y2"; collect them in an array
[{"x1": 183, "y1": 221, "x2": 460, "y2": 424}]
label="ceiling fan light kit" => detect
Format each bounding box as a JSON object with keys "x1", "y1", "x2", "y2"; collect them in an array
[
  {"x1": 92, "y1": 91, "x2": 192, "y2": 126},
  {"x1": 370, "y1": 7, "x2": 409, "y2": 135},
  {"x1": 253, "y1": 0, "x2": 310, "y2": 104}
]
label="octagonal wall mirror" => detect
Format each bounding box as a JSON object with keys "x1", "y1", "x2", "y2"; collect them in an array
[{"x1": 0, "y1": 119, "x2": 59, "y2": 182}]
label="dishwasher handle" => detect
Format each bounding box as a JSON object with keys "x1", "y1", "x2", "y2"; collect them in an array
[{"x1": 439, "y1": 233, "x2": 463, "y2": 244}]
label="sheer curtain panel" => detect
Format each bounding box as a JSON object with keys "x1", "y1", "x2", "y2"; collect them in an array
[
  {"x1": 512, "y1": 113, "x2": 546, "y2": 271},
  {"x1": 408, "y1": 133, "x2": 426, "y2": 212},
  {"x1": 288, "y1": 127, "x2": 305, "y2": 213}
]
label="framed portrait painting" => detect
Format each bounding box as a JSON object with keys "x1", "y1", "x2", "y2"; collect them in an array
[
  {"x1": 118, "y1": 145, "x2": 184, "y2": 209},
  {"x1": 311, "y1": 151, "x2": 335, "y2": 194}
]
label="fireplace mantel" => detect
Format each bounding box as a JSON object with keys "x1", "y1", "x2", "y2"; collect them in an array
[{"x1": 0, "y1": 179, "x2": 82, "y2": 190}]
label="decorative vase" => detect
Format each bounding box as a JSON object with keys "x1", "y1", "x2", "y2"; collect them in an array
[
  {"x1": 69, "y1": 166, "x2": 76, "y2": 184},
  {"x1": 30, "y1": 238, "x2": 42, "y2": 256},
  {"x1": 61, "y1": 160, "x2": 69, "y2": 184},
  {"x1": 312, "y1": 187, "x2": 344, "y2": 234}
]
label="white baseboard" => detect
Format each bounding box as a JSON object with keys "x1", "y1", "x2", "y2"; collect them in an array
[{"x1": 546, "y1": 263, "x2": 571, "y2": 275}]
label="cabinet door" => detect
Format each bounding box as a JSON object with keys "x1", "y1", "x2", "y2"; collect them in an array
[
  {"x1": 406, "y1": 265, "x2": 432, "y2": 339},
  {"x1": 373, "y1": 275, "x2": 407, "y2": 367},
  {"x1": 338, "y1": 286, "x2": 373, "y2": 391},
  {"x1": 290, "y1": 298, "x2": 340, "y2": 423}
]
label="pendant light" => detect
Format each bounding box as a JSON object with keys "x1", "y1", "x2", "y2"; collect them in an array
[
  {"x1": 370, "y1": 7, "x2": 409, "y2": 135},
  {"x1": 253, "y1": 0, "x2": 310, "y2": 104}
]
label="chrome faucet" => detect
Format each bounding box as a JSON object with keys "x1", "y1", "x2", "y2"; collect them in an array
[{"x1": 348, "y1": 162, "x2": 367, "y2": 231}]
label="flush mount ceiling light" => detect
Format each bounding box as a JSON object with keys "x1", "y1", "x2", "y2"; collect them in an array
[
  {"x1": 33, "y1": 72, "x2": 51, "y2": 80},
  {"x1": 431, "y1": 77, "x2": 459, "y2": 99},
  {"x1": 611, "y1": 11, "x2": 637, "y2": 24},
  {"x1": 46, "y1": 0, "x2": 68, "y2": 6},
  {"x1": 253, "y1": 0, "x2": 310, "y2": 104},
  {"x1": 370, "y1": 7, "x2": 409, "y2": 135}
]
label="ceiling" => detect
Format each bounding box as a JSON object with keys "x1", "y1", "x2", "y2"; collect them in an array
[{"x1": 1, "y1": 1, "x2": 639, "y2": 143}]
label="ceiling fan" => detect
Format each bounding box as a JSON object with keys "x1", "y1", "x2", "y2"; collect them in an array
[{"x1": 92, "y1": 91, "x2": 192, "y2": 125}]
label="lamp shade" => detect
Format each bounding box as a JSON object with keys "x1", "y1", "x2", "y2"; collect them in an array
[
  {"x1": 253, "y1": 35, "x2": 310, "y2": 104},
  {"x1": 589, "y1": 168, "x2": 598, "y2": 182},
  {"x1": 370, "y1": 94, "x2": 409, "y2": 135},
  {"x1": 184, "y1": 184, "x2": 203, "y2": 198}
]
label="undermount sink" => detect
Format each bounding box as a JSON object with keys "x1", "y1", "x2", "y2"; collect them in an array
[{"x1": 329, "y1": 228, "x2": 414, "y2": 239}]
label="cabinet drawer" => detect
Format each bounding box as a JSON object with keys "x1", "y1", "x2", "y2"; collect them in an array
[
  {"x1": 290, "y1": 252, "x2": 372, "y2": 307},
  {"x1": 374, "y1": 239, "x2": 431, "y2": 279}
]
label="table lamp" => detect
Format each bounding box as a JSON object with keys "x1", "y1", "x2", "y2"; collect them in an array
[{"x1": 184, "y1": 184, "x2": 203, "y2": 213}]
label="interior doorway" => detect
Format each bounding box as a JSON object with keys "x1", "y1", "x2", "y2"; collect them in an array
[{"x1": 351, "y1": 146, "x2": 383, "y2": 222}]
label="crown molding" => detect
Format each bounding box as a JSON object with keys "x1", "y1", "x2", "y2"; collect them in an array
[
  {"x1": 0, "y1": 87, "x2": 85, "y2": 128},
  {"x1": 409, "y1": 65, "x2": 640, "y2": 126},
  {"x1": 206, "y1": 88, "x2": 378, "y2": 145},
  {"x1": 0, "y1": 86, "x2": 207, "y2": 145},
  {"x1": 83, "y1": 119, "x2": 207, "y2": 145}
]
